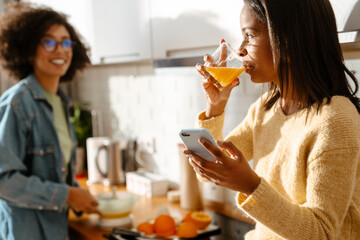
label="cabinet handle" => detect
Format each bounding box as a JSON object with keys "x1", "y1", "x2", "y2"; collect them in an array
[{"x1": 100, "y1": 53, "x2": 141, "y2": 64}]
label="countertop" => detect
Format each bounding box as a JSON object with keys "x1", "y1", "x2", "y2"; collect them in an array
[{"x1": 68, "y1": 178, "x2": 254, "y2": 240}]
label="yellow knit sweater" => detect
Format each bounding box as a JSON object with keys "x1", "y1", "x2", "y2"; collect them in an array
[{"x1": 197, "y1": 95, "x2": 360, "y2": 240}]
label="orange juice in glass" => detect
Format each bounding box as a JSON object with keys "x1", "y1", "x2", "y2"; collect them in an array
[{"x1": 196, "y1": 42, "x2": 246, "y2": 91}]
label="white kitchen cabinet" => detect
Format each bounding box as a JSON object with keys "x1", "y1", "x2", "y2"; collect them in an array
[
  {"x1": 150, "y1": 0, "x2": 359, "y2": 58},
  {"x1": 330, "y1": 0, "x2": 360, "y2": 43},
  {"x1": 91, "y1": 0, "x2": 151, "y2": 64},
  {"x1": 22, "y1": 0, "x2": 152, "y2": 64},
  {"x1": 330, "y1": 0, "x2": 360, "y2": 32},
  {"x1": 150, "y1": 0, "x2": 244, "y2": 59}
]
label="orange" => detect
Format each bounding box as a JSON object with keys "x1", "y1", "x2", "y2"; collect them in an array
[
  {"x1": 137, "y1": 222, "x2": 154, "y2": 235},
  {"x1": 156, "y1": 230, "x2": 176, "y2": 238},
  {"x1": 177, "y1": 222, "x2": 198, "y2": 238},
  {"x1": 182, "y1": 211, "x2": 212, "y2": 230},
  {"x1": 153, "y1": 214, "x2": 176, "y2": 237},
  {"x1": 182, "y1": 211, "x2": 193, "y2": 222}
]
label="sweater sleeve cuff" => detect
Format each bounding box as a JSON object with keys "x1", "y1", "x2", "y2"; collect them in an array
[
  {"x1": 197, "y1": 111, "x2": 225, "y2": 128},
  {"x1": 196, "y1": 111, "x2": 225, "y2": 141},
  {"x1": 236, "y1": 177, "x2": 270, "y2": 209},
  {"x1": 235, "y1": 178, "x2": 290, "y2": 224}
]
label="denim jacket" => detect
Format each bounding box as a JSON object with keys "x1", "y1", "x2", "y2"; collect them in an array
[{"x1": 0, "y1": 74, "x2": 77, "y2": 240}]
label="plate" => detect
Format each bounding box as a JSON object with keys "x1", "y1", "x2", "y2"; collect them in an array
[{"x1": 105, "y1": 224, "x2": 221, "y2": 240}]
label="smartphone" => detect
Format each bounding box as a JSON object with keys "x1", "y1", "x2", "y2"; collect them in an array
[{"x1": 179, "y1": 128, "x2": 219, "y2": 162}]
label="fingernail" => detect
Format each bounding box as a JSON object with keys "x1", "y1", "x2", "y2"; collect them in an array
[{"x1": 199, "y1": 138, "x2": 205, "y2": 144}]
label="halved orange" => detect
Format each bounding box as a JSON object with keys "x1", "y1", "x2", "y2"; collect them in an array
[
  {"x1": 137, "y1": 222, "x2": 154, "y2": 235},
  {"x1": 177, "y1": 222, "x2": 198, "y2": 238},
  {"x1": 182, "y1": 211, "x2": 212, "y2": 230}
]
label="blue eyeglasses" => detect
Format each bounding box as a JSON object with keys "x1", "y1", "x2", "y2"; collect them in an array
[{"x1": 40, "y1": 39, "x2": 74, "y2": 52}]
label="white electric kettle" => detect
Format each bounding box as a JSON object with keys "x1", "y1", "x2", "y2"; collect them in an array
[{"x1": 87, "y1": 137, "x2": 125, "y2": 185}]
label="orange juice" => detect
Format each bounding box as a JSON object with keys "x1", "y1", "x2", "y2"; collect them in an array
[
  {"x1": 100, "y1": 211, "x2": 131, "y2": 219},
  {"x1": 205, "y1": 67, "x2": 245, "y2": 88}
]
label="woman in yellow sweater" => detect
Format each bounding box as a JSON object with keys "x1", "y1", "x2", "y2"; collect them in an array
[{"x1": 184, "y1": 0, "x2": 360, "y2": 239}]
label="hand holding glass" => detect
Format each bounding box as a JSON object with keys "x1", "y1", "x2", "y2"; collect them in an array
[{"x1": 196, "y1": 42, "x2": 246, "y2": 91}]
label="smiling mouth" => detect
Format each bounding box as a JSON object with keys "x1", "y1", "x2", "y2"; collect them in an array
[{"x1": 50, "y1": 59, "x2": 66, "y2": 65}]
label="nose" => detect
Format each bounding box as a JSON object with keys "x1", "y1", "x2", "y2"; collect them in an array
[
  {"x1": 237, "y1": 41, "x2": 248, "y2": 57},
  {"x1": 54, "y1": 44, "x2": 65, "y2": 53}
]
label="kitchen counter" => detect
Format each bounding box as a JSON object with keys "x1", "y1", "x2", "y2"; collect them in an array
[{"x1": 68, "y1": 178, "x2": 254, "y2": 240}]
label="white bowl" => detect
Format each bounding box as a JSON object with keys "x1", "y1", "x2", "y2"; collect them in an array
[{"x1": 95, "y1": 191, "x2": 138, "y2": 219}]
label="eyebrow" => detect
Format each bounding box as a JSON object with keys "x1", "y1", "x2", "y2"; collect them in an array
[
  {"x1": 42, "y1": 34, "x2": 70, "y2": 39},
  {"x1": 242, "y1": 27, "x2": 260, "y2": 32}
]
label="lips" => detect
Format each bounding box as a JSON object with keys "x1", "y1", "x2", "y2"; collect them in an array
[
  {"x1": 243, "y1": 62, "x2": 255, "y2": 73},
  {"x1": 50, "y1": 59, "x2": 66, "y2": 65}
]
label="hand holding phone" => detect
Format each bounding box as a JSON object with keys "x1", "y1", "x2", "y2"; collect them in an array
[{"x1": 179, "y1": 128, "x2": 219, "y2": 162}]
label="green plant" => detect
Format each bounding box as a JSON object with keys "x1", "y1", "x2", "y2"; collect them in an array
[{"x1": 70, "y1": 102, "x2": 92, "y2": 147}]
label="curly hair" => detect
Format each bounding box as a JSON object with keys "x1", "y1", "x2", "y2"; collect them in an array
[{"x1": 0, "y1": 2, "x2": 90, "y2": 82}]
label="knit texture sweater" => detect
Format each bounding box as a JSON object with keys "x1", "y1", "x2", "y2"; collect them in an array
[{"x1": 197, "y1": 95, "x2": 360, "y2": 240}]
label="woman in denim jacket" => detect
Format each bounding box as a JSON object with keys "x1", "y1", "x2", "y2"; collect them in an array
[{"x1": 0, "y1": 3, "x2": 99, "y2": 239}]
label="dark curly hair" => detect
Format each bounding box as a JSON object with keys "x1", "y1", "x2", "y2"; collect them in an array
[{"x1": 0, "y1": 2, "x2": 90, "y2": 82}]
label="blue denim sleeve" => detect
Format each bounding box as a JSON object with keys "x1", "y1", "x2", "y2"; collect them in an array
[{"x1": 0, "y1": 101, "x2": 69, "y2": 212}]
